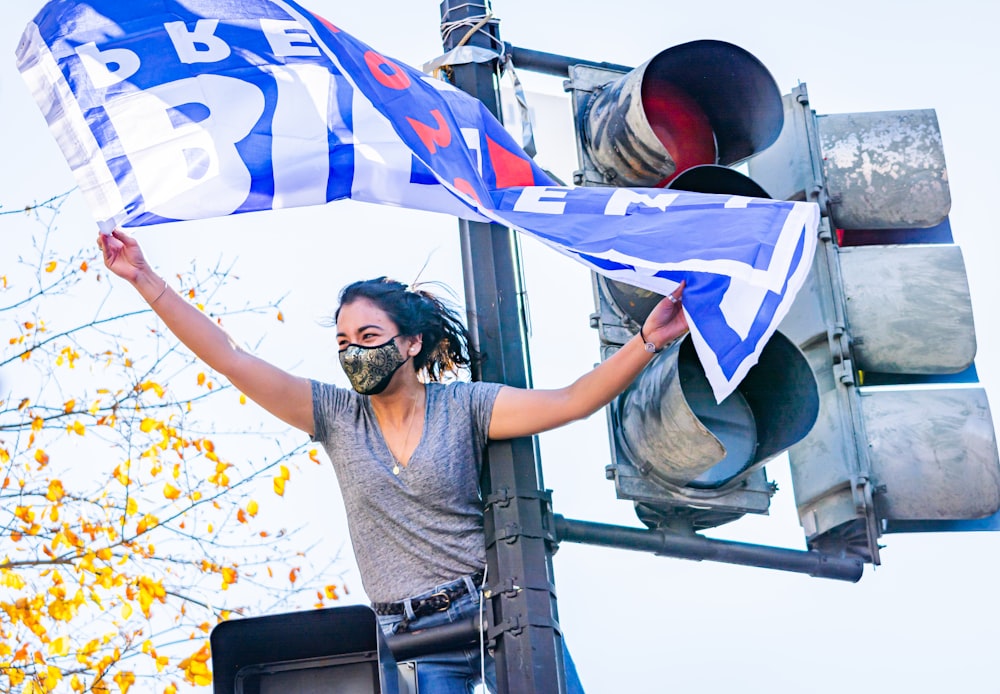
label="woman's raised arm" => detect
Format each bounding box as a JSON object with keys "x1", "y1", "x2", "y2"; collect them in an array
[
  {"x1": 99, "y1": 230, "x2": 314, "y2": 435},
  {"x1": 488, "y1": 282, "x2": 688, "y2": 441}
]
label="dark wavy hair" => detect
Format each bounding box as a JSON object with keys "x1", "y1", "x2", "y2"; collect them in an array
[{"x1": 334, "y1": 277, "x2": 474, "y2": 382}]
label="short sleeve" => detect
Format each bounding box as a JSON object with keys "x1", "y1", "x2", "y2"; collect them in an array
[
  {"x1": 467, "y1": 381, "x2": 503, "y2": 450},
  {"x1": 311, "y1": 379, "x2": 357, "y2": 443}
]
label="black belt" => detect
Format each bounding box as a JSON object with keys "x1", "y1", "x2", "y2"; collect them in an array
[{"x1": 373, "y1": 571, "x2": 484, "y2": 617}]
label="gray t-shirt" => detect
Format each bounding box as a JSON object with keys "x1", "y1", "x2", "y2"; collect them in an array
[{"x1": 311, "y1": 379, "x2": 503, "y2": 603}]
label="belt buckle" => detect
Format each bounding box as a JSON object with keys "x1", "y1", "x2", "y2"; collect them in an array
[{"x1": 428, "y1": 590, "x2": 451, "y2": 612}]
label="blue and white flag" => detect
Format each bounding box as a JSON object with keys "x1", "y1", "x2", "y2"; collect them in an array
[{"x1": 16, "y1": 0, "x2": 818, "y2": 401}]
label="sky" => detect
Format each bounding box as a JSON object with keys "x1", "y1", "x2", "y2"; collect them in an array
[{"x1": 3, "y1": 1, "x2": 1000, "y2": 693}]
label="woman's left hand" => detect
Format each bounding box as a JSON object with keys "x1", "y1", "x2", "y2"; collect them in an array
[{"x1": 640, "y1": 280, "x2": 689, "y2": 352}]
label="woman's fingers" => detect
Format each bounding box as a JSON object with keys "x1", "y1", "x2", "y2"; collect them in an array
[
  {"x1": 111, "y1": 228, "x2": 136, "y2": 247},
  {"x1": 98, "y1": 231, "x2": 128, "y2": 273}
]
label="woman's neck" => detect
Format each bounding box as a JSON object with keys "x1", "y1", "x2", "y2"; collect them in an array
[{"x1": 369, "y1": 374, "x2": 424, "y2": 424}]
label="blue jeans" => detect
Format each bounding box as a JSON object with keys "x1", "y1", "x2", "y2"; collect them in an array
[{"x1": 377, "y1": 579, "x2": 584, "y2": 694}]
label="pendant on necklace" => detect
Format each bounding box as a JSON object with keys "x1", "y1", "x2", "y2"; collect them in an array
[{"x1": 392, "y1": 463, "x2": 400, "y2": 475}]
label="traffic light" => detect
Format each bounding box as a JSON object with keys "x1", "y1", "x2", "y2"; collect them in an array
[
  {"x1": 569, "y1": 39, "x2": 783, "y2": 188},
  {"x1": 210, "y1": 605, "x2": 403, "y2": 693},
  {"x1": 567, "y1": 41, "x2": 820, "y2": 529},
  {"x1": 747, "y1": 84, "x2": 1000, "y2": 562}
]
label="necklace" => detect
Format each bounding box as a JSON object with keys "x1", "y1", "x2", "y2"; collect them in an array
[{"x1": 387, "y1": 392, "x2": 421, "y2": 476}]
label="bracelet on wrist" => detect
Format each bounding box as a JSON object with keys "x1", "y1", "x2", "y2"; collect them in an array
[
  {"x1": 150, "y1": 279, "x2": 169, "y2": 305},
  {"x1": 639, "y1": 326, "x2": 661, "y2": 354}
]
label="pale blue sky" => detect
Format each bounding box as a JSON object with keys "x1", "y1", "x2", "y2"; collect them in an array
[{"x1": 3, "y1": 1, "x2": 1000, "y2": 692}]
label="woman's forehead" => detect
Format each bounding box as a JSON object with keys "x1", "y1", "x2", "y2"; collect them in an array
[{"x1": 336, "y1": 298, "x2": 395, "y2": 332}]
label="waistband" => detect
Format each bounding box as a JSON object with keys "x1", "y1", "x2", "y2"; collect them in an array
[{"x1": 372, "y1": 570, "x2": 485, "y2": 618}]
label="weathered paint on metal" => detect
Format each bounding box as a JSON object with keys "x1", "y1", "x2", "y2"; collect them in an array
[
  {"x1": 617, "y1": 332, "x2": 819, "y2": 489},
  {"x1": 863, "y1": 388, "x2": 1000, "y2": 521},
  {"x1": 820, "y1": 109, "x2": 951, "y2": 230},
  {"x1": 584, "y1": 58, "x2": 677, "y2": 187},
  {"x1": 617, "y1": 339, "x2": 730, "y2": 485},
  {"x1": 839, "y1": 244, "x2": 976, "y2": 374}
]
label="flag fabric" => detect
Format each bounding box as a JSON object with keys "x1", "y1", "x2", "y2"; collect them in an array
[{"x1": 16, "y1": 0, "x2": 819, "y2": 402}]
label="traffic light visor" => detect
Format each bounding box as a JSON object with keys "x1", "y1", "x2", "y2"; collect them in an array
[
  {"x1": 617, "y1": 331, "x2": 819, "y2": 489},
  {"x1": 581, "y1": 40, "x2": 783, "y2": 187},
  {"x1": 644, "y1": 40, "x2": 784, "y2": 168}
]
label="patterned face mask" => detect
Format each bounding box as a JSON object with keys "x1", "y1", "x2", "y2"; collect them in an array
[{"x1": 338, "y1": 337, "x2": 408, "y2": 395}]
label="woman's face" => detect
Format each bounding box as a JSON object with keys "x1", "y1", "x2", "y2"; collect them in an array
[
  {"x1": 336, "y1": 298, "x2": 422, "y2": 394},
  {"x1": 336, "y1": 297, "x2": 400, "y2": 351}
]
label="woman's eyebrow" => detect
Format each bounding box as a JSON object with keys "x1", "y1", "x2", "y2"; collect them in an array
[{"x1": 336, "y1": 324, "x2": 384, "y2": 338}]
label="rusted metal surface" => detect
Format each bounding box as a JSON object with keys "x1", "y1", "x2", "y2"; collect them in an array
[{"x1": 819, "y1": 109, "x2": 951, "y2": 230}]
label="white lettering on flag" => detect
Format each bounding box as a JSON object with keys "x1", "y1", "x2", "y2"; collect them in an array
[
  {"x1": 604, "y1": 189, "x2": 680, "y2": 216},
  {"x1": 461, "y1": 128, "x2": 482, "y2": 177},
  {"x1": 164, "y1": 19, "x2": 232, "y2": 64},
  {"x1": 261, "y1": 18, "x2": 322, "y2": 57},
  {"x1": 513, "y1": 187, "x2": 568, "y2": 215},
  {"x1": 76, "y1": 42, "x2": 140, "y2": 88},
  {"x1": 104, "y1": 76, "x2": 262, "y2": 219},
  {"x1": 268, "y1": 64, "x2": 334, "y2": 208}
]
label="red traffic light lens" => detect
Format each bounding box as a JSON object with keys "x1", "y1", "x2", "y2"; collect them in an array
[{"x1": 641, "y1": 79, "x2": 718, "y2": 186}]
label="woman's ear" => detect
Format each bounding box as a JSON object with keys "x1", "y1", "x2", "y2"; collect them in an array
[{"x1": 405, "y1": 334, "x2": 423, "y2": 356}]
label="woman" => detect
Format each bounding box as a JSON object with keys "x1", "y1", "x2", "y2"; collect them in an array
[{"x1": 98, "y1": 229, "x2": 688, "y2": 693}]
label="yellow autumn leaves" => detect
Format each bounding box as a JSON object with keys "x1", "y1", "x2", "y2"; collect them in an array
[
  {"x1": 235, "y1": 499, "x2": 259, "y2": 524},
  {"x1": 2, "y1": 232, "x2": 340, "y2": 694},
  {"x1": 273, "y1": 464, "x2": 291, "y2": 496},
  {"x1": 178, "y1": 643, "x2": 212, "y2": 687},
  {"x1": 45, "y1": 480, "x2": 64, "y2": 502},
  {"x1": 272, "y1": 448, "x2": 321, "y2": 495}
]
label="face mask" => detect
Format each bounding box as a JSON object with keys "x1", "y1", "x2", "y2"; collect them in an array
[{"x1": 338, "y1": 337, "x2": 408, "y2": 395}]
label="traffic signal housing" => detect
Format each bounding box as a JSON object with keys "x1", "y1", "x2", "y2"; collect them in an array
[
  {"x1": 210, "y1": 605, "x2": 402, "y2": 693},
  {"x1": 748, "y1": 85, "x2": 1000, "y2": 562},
  {"x1": 605, "y1": 310, "x2": 819, "y2": 530},
  {"x1": 567, "y1": 41, "x2": 820, "y2": 529},
  {"x1": 569, "y1": 39, "x2": 784, "y2": 188}
]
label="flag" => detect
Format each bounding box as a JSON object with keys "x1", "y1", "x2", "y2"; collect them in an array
[{"x1": 16, "y1": 0, "x2": 819, "y2": 401}]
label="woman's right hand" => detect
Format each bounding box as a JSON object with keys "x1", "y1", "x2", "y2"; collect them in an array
[{"x1": 98, "y1": 229, "x2": 150, "y2": 284}]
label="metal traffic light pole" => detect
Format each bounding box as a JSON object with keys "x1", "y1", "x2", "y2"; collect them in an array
[{"x1": 438, "y1": 2, "x2": 567, "y2": 693}]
